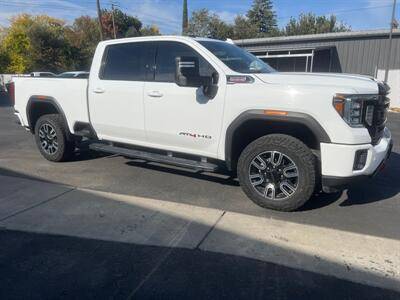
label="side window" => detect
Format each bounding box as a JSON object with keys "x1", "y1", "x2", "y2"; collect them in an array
[
  {"x1": 100, "y1": 42, "x2": 155, "y2": 81},
  {"x1": 155, "y1": 42, "x2": 215, "y2": 82}
]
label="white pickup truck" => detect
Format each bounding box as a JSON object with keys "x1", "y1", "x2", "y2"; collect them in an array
[{"x1": 11, "y1": 36, "x2": 393, "y2": 211}]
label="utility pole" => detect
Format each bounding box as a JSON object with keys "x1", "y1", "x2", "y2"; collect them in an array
[
  {"x1": 111, "y1": 3, "x2": 117, "y2": 39},
  {"x1": 384, "y1": 0, "x2": 397, "y2": 82},
  {"x1": 182, "y1": 0, "x2": 188, "y2": 35},
  {"x1": 96, "y1": 0, "x2": 104, "y2": 40}
]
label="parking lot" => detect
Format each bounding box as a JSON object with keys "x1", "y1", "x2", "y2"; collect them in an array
[{"x1": 0, "y1": 93, "x2": 399, "y2": 299}]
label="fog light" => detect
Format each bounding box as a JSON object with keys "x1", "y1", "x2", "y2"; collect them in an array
[{"x1": 353, "y1": 150, "x2": 368, "y2": 170}]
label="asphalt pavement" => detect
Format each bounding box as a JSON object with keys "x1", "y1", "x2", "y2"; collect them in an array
[
  {"x1": 1, "y1": 93, "x2": 399, "y2": 240},
  {"x1": 0, "y1": 92, "x2": 399, "y2": 299}
]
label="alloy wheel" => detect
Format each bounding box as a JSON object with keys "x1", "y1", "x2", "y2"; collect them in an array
[
  {"x1": 38, "y1": 123, "x2": 59, "y2": 155},
  {"x1": 248, "y1": 151, "x2": 299, "y2": 200}
]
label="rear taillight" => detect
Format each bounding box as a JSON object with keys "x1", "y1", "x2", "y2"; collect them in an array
[{"x1": 8, "y1": 82, "x2": 15, "y2": 106}]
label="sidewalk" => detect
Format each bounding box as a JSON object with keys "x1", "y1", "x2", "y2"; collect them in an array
[{"x1": 0, "y1": 173, "x2": 399, "y2": 298}]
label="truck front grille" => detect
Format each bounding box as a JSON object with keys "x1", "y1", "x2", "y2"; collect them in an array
[{"x1": 363, "y1": 93, "x2": 390, "y2": 145}]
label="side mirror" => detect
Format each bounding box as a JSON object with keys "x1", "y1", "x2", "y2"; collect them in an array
[
  {"x1": 203, "y1": 72, "x2": 219, "y2": 99},
  {"x1": 175, "y1": 56, "x2": 219, "y2": 99},
  {"x1": 175, "y1": 56, "x2": 202, "y2": 87}
]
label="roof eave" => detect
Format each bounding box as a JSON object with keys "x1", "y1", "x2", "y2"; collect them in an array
[{"x1": 234, "y1": 29, "x2": 400, "y2": 46}]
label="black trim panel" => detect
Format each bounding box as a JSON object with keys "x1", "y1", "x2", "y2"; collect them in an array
[
  {"x1": 322, "y1": 175, "x2": 368, "y2": 193},
  {"x1": 225, "y1": 110, "x2": 331, "y2": 170},
  {"x1": 73, "y1": 121, "x2": 98, "y2": 139},
  {"x1": 26, "y1": 96, "x2": 72, "y2": 139}
]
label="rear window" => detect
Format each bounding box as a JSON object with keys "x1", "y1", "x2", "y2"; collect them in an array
[{"x1": 100, "y1": 42, "x2": 156, "y2": 81}]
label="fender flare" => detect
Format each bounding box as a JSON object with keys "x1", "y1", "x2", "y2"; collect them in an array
[
  {"x1": 224, "y1": 110, "x2": 331, "y2": 170},
  {"x1": 26, "y1": 96, "x2": 72, "y2": 138}
]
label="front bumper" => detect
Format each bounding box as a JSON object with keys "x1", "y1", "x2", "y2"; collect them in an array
[{"x1": 321, "y1": 127, "x2": 392, "y2": 192}]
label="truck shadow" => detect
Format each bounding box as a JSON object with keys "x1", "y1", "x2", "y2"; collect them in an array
[
  {"x1": 125, "y1": 150, "x2": 400, "y2": 210},
  {"x1": 301, "y1": 151, "x2": 400, "y2": 210},
  {"x1": 299, "y1": 191, "x2": 343, "y2": 211},
  {"x1": 72, "y1": 143, "x2": 112, "y2": 161},
  {"x1": 341, "y1": 151, "x2": 400, "y2": 206},
  {"x1": 125, "y1": 160, "x2": 240, "y2": 187}
]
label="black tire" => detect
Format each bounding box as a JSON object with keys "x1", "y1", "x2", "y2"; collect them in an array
[
  {"x1": 237, "y1": 134, "x2": 316, "y2": 212},
  {"x1": 34, "y1": 114, "x2": 74, "y2": 162}
]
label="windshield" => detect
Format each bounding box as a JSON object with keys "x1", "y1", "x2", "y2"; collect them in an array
[{"x1": 198, "y1": 40, "x2": 275, "y2": 74}]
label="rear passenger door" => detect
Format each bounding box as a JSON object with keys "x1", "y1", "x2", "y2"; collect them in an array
[{"x1": 89, "y1": 41, "x2": 155, "y2": 143}]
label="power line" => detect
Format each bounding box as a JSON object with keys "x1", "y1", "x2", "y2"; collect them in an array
[
  {"x1": 276, "y1": 4, "x2": 395, "y2": 21},
  {"x1": 0, "y1": 0, "x2": 397, "y2": 32}
]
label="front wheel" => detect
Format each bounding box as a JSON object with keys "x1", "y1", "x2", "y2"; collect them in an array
[
  {"x1": 238, "y1": 134, "x2": 317, "y2": 212},
  {"x1": 34, "y1": 114, "x2": 75, "y2": 162}
]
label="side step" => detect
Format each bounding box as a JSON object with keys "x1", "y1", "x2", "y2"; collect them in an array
[{"x1": 89, "y1": 143, "x2": 218, "y2": 172}]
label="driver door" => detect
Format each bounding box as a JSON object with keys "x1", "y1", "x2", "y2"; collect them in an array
[{"x1": 143, "y1": 41, "x2": 226, "y2": 157}]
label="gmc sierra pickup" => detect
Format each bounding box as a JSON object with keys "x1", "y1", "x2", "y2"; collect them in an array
[{"x1": 11, "y1": 36, "x2": 393, "y2": 211}]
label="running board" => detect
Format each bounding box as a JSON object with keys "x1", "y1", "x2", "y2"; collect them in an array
[{"x1": 89, "y1": 143, "x2": 218, "y2": 172}]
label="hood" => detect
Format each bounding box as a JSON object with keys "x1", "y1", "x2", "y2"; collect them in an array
[{"x1": 255, "y1": 72, "x2": 380, "y2": 94}]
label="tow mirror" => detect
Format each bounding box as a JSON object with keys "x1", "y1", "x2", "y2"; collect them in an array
[
  {"x1": 175, "y1": 56, "x2": 219, "y2": 99},
  {"x1": 203, "y1": 72, "x2": 219, "y2": 99},
  {"x1": 175, "y1": 56, "x2": 202, "y2": 87}
]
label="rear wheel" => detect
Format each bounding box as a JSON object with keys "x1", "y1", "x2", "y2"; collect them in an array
[
  {"x1": 34, "y1": 114, "x2": 74, "y2": 162},
  {"x1": 238, "y1": 134, "x2": 316, "y2": 212}
]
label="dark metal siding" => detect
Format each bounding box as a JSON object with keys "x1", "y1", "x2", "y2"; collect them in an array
[{"x1": 239, "y1": 34, "x2": 400, "y2": 76}]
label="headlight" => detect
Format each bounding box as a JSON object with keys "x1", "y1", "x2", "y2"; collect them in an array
[{"x1": 333, "y1": 94, "x2": 365, "y2": 127}]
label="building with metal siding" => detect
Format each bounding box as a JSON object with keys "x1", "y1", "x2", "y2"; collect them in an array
[{"x1": 235, "y1": 29, "x2": 400, "y2": 107}]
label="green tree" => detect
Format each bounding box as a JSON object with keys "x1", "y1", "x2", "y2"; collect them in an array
[
  {"x1": 140, "y1": 25, "x2": 161, "y2": 36},
  {"x1": 0, "y1": 47, "x2": 10, "y2": 74},
  {"x1": 101, "y1": 8, "x2": 142, "y2": 38},
  {"x1": 284, "y1": 13, "x2": 351, "y2": 36},
  {"x1": 247, "y1": 0, "x2": 278, "y2": 37},
  {"x1": 187, "y1": 9, "x2": 233, "y2": 40},
  {"x1": 0, "y1": 15, "x2": 34, "y2": 73},
  {"x1": 0, "y1": 14, "x2": 80, "y2": 73},
  {"x1": 66, "y1": 16, "x2": 101, "y2": 70},
  {"x1": 182, "y1": 0, "x2": 189, "y2": 35},
  {"x1": 232, "y1": 15, "x2": 258, "y2": 39},
  {"x1": 0, "y1": 10, "x2": 162, "y2": 73},
  {"x1": 26, "y1": 16, "x2": 73, "y2": 73}
]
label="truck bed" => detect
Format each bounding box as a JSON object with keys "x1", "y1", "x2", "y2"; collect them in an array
[{"x1": 13, "y1": 77, "x2": 89, "y2": 133}]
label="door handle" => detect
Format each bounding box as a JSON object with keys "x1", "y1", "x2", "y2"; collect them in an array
[
  {"x1": 93, "y1": 87, "x2": 105, "y2": 94},
  {"x1": 147, "y1": 91, "x2": 163, "y2": 98}
]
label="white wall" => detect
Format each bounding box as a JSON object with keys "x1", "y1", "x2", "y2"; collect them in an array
[{"x1": 377, "y1": 69, "x2": 400, "y2": 108}]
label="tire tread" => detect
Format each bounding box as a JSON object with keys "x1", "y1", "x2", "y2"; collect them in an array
[
  {"x1": 34, "y1": 114, "x2": 74, "y2": 162},
  {"x1": 238, "y1": 134, "x2": 316, "y2": 212}
]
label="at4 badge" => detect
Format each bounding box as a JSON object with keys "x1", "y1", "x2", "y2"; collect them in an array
[{"x1": 179, "y1": 132, "x2": 212, "y2": 139}]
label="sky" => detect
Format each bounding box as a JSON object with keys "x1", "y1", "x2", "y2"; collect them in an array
[{"x1": 0, "y1": 0, "x2": 399, "y2": 34}]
